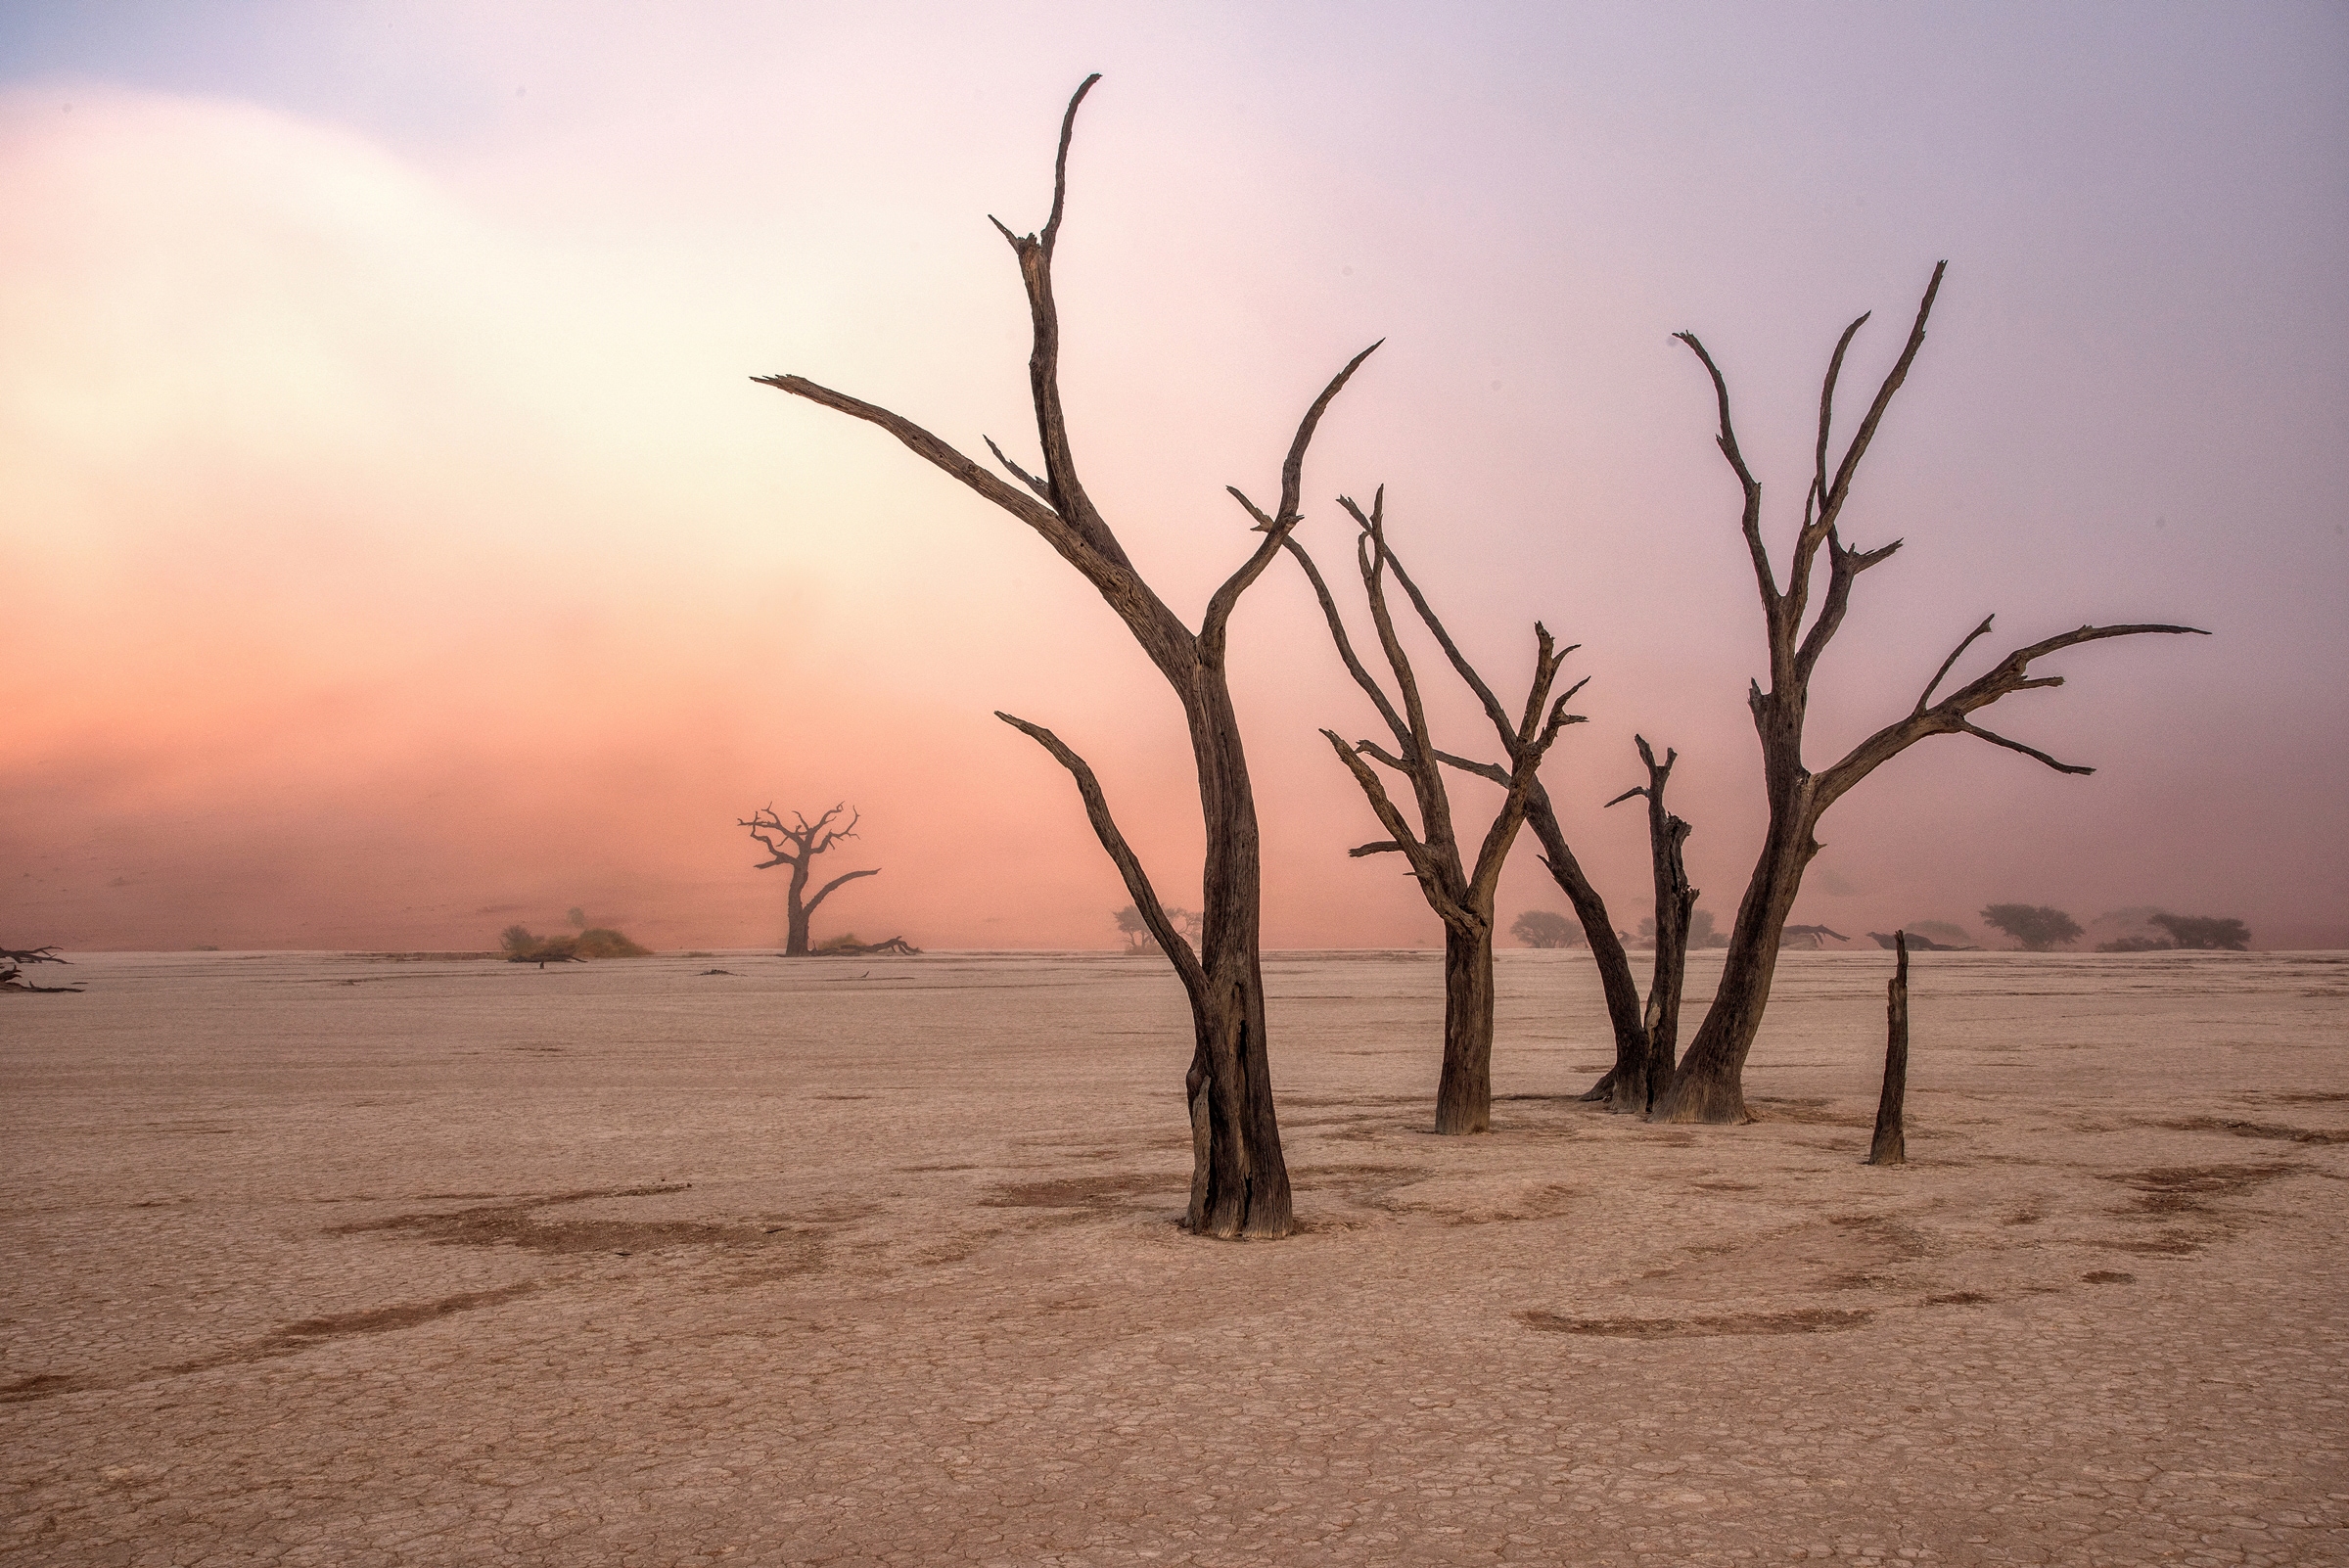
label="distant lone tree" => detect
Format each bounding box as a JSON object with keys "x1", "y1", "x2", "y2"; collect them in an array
[
  {"x1": 1116, "y1": 904, "x2": 1199, "y2": 950},
  {"x1": 758, "y1": 76, "x2": 1378, "y2": 1235},
  {"x1": 1981, "y1": 903, "x2": 2082, "y2": 951},
  {"x1": 741, "y1": 804, "x2": 882, "y2": 956},
  {"x1": 2148, "y1": 912, "x2": 2250, "y2": 950},
  {"x1": 1511, "y1": 910, "x2": 1583, "y2": 949},
  {"x1": 1645, "y1": 263, "x2": 2204, "y2": 1124}
]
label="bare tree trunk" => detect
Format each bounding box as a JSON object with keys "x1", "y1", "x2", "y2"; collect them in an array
[
  {"x1": 1646, "y1": 262, "x2": 2202, "y2": 1124},
  {"x1": 1183, "y1": 676, "x2": 1291, "y2": 1236},
  {"x1": 1613, "y1": 739, "x2": 1695, "y2": 1117},
  {"x1": 1518, "y1": 785, "x2": 1647, "y2": 1101},
  {"x1": 1436, "y1": 919, "x2": 1497, "y2": 1134},
  {"x1": 1866, "y1": 932, "x2": 1910, "y2": 1166},
  {"x1": 784, "y1": 857, "x2": 812, "y2": 955},
  {"x1": 1659, "y1": 803, "x2": 1807, "y2": 1123}
]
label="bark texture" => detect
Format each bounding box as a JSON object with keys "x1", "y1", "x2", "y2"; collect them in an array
[
  {"x1": 740, "y1": 805, "x2": 880, "y2": 956},
  {"x1": 758, "y1": 76, "x2": 1373, "y2": 1236},
  {"x1": 1649, "y1": 262, "x2": 2207, "y2": 1124},
  {"x1": 1288, "y1": 494, "x2": 1581, "y2": 1135},
  {"x1": 1866, "y1": 932, "x2": 1910, "y2": 1166}
]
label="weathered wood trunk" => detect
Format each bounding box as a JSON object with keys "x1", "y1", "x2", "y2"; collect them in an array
[
  {"x1": 1435, "y1": 918, "x2": 1497, "y2": 1134},
  {"x1": 1522, "y1": 787, "x2": 1647, "y2": 1102},
  {"x1": 1866, "y1": 932, "x2": 1910, "y2": 1166},
  {"x1": 1651, "y1": 813, "x2": 1811, "y2": 1124},
  {"x1": 1180, "y1": 675, "x2": 1292, "y2": 1237},
  {"x1": 783, "y1": 857, "x2": 812, "y2": 956}
]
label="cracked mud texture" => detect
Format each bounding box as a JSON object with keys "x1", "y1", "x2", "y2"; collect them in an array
[{"x1": 4, "y1": 946, "x2": 2346, "y2": 1565}]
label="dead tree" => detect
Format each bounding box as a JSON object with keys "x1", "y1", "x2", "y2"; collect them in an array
[
  {"x1": 1, "y1": 946, "x2": 81, "y2": 993},
  {"x1": 740, "y1": 804, "x2": 880, "y2": 956},
  {"x1": 1651, "y1": 262, "x2": 2207, "y2": 1123},
  {"x1": 1286, "y1": 490, "x2": 1581, "y2": 1134},
  {"x1": 1598, "y1": 739, "x2": 1697, "y2": 1115},
  {"x1": 757, "y1": 76, "x2": 1376, "y2": 1237},
  {"x1": 1866, "y1": 932, "x2": 1910, "y2": 1166}
]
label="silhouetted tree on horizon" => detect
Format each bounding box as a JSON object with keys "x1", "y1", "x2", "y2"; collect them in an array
[
  {"x1": 741, "y1": 804, "x2": 881, "y2": 956},
  {"x1": 2149, "y1": 912, "x2": 2250, "y2": 950},
  {"x1": 1510, "y1": 910, "x2": 1583, "y2": 949},
  {"x1": 1981, "y1": 903, "x2": 2083, "y2": 951}
]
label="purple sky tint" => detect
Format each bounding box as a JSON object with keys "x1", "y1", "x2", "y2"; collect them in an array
[{"x1": 4, "y1": 3, "x2": 2344, "y2": 951}]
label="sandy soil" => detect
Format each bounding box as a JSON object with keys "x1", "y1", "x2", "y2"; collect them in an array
[{"x1": 4, "y1": 947, "x2": 2345, "y2": 1566}]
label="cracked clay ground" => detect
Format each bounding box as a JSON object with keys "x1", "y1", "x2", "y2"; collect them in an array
[{"x1": 4, "y1": 947, "x2": 2345, "y2": 1565}]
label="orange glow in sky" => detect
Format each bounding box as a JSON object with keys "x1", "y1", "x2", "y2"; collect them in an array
[{"x1": 5, "y1": 6, "x2": 2344, "y2": 951}]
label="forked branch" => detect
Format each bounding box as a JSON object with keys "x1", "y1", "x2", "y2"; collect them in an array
[{"x1": 1816, "y1": 620, "x2": 2208, "y2": 809}]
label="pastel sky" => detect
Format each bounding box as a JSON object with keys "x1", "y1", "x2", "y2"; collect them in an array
[{"x1": 5, "y1": 3, "x2": 2344, "y2": 952}]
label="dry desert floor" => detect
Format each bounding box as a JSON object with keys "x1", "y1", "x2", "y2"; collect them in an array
[{"x1": 4, "y1": 947, "x2": 2346, "y2": 1566}]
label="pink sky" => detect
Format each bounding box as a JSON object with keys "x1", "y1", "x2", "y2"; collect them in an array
[{"x1": 4, "y1": 5, "x2": 2344, "y2": 951}]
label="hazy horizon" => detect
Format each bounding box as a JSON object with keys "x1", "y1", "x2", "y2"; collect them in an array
[{"x1": 6, "y1": 3, "x2": 2345, "y2": 953}]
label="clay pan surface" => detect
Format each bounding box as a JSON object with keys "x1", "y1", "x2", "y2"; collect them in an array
[{"x1": 5, "y1": 947, "x2": 2345, "y2": 1564}]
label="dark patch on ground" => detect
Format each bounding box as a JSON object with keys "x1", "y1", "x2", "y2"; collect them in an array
[
  {"x1": 2105, "y1": 1162, "x2": 2304, "y2": 1200},
  {"x1": 1751, "y1": 1097, "x2": 1872, "y2": 1128},
  {"x1": 982, "y1": 1173, "x2": 1171, "y2": 1209},
  {"x1": 1925, "y1": 1291, "x2": 1993, "y2": 1306},
  {"x1": 2157, "y1": 1116, "x2": 2348, "y2": 1146},
  {"x1": 3, "y1": 1284, "x2": 543, "y2": 1406},
  {"x1": 1518, "y1": 1307, "x2": 1872, "y2": 1338},
  {"x1": 2082, "y1": 1270, "x2": 2136, "y2": 1284},
  {"x1": 328, "y1": 1182, "x2": 798, "y2": 1259},
  {"x1": 0, "y1": 1373, "x2": 83, "y2": 1406}
]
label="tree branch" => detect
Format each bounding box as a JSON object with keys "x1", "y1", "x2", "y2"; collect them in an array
[
  {"x1": 1432, "y1": 750, "x2": 1508, "y2": 787},
  {"x1": 1814, "y1": 621, "x2": 2208, "y2": 809},
  {"x1": 984, "y1": 436, "x2": 1056, "y2": 505},
  {"x1": 1674, "y1": 329, "x2": 1776, "y2": 618},
  {"x1": 1200, "y1": 341, "x2": 1383, "y2": 658},
  {"x1": 1319, "y1": 728, "x2": 1464, "y2": 923},
  {"x1": 1914, "y1": 615, "x2": 1996, "y2": 714},
  {"x1": 1281, "y1": 526, "x2": 1411, "y2": 752},
  {"x1": 1956, "y1": 720, "x2": 2095, "y2": 775},
  {"x1": 996, "y1": 710, "x2": 1207, "y2": 1009},
  {"x1": 805, "y1": 865, "x2": 881, "y2": 913}
]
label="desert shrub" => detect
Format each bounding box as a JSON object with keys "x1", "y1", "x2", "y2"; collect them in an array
[
  {"x1": 2148, "y1": 912, "x2": 2250, "y2": 950},
  {"x1": 1510, "y1": 910, "x2": 1583, "y2": 948},
  {"x1": 1631, "y1": 909, "x2": 1727, "y2": 949},
  {"x1": 571, "y1": 927, "x2": 651, "y2": 958},
  {"x1": 499, "y1": 924, "x2": 542, "y2": 956},
  {"x1": 2096, "y1": 935, "x2": 2173, "y2": 952},
  {"x1": 1980, "y1": 903, "x2": 2082, "y2": 951},
  {"x1": 813, "y1": 932, "x2": 862, "y2": 953}
]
